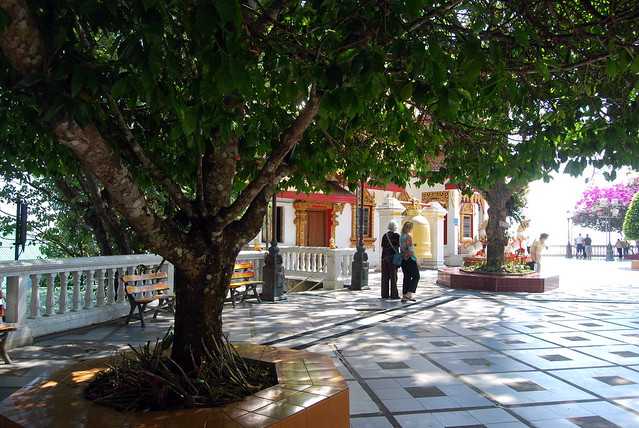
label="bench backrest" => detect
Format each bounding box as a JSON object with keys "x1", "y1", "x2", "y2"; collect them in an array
[
  {"x1": 231, "y1": 262, "x2": 257, "y2": 284},
  {"x1": 122, "y1": 272, "x2": 170, "y2": 297}
]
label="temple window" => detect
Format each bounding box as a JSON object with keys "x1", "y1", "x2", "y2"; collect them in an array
[
  {"x1": 462, "y1": 214, "x2": 473, "y2": 240},
  {"x1": 351, "y1": 189, "x2": 376, "y2": 248}
]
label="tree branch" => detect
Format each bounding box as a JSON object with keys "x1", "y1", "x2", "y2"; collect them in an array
[
  {"x1": 53, "y1": 120, "x2": 189, "y2": 263},
  {"x1": 0, "y1": 0, "x2": 45, "y2": 74},
  {"x1": 214, "y1": 91, "x2": 320, "y2": 229},
  {"x1": 203, "y1": 136, "x2": 239, "y2": 215},
  {"x1": 106, "y1": 95, "x2": 195, "y2": 218}
]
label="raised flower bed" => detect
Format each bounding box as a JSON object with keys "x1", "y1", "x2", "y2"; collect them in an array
[
  {"x1": 0, "y1": 344, "x2": 349, "y2": 428},
  {"x1": 437, "y1": 267, "x2": 559, "y2": 293}
]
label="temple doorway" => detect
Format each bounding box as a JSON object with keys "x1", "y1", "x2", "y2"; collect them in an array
[{"x1": 306, "y1": 210, "x2": 328, "y2": 247}]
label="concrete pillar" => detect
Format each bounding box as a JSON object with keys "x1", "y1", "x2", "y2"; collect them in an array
[
  {"x1": 5, "y1": 275, "x2": 34, "y2": 348},
  {"x1": 445, "y1": 190, "x2": 464, "y2": 266},
  {"x1": 376, "y1": 195, "x2": 405, "y2": 270},
  {"x1": 422, "y1": 202, "x2": 447, "y2": 269}
]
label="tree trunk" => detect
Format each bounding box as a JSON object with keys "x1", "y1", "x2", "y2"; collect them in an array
[
  {"x1": 484, "y1": 181, "x2": 512, "y2": 270},
  {"x1": 170, "y1": 244, "x2": 240, "y2": 370}
]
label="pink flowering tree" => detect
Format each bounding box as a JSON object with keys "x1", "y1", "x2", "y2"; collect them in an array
[{"x1": 572, "y1": 178, "x2": 639, "y2": 232}]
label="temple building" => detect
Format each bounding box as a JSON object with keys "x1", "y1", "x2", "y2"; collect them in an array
[{"x1": 253, "y1": 180, "x2": 488, "y2": 269}]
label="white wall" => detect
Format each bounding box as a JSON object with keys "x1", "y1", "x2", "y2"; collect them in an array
[
  {"x1": 280, "y1": 200, "x2": 296, "y2": 246},
  {"x1": 335, "y1": 203, "x2": 352, "y2": 248}
]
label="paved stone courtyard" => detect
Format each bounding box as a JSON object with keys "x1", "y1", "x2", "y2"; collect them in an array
[{"x1": 3, "y1": 258, "x2": 639, "y2": 427}]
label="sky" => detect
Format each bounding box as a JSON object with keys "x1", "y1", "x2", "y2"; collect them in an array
[{"x1": 524, "y1": 166, "x2": 636, "y2": 247}]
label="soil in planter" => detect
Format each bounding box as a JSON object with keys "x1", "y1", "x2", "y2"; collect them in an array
[{"x1": 84, "y1": 332, "x2": 277, "y2": 412}]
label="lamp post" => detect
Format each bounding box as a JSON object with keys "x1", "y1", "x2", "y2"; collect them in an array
[
  {"x1": 350, "y1": 178, "x2": 369, "y2": 290},
  {"x1": 262, "y1": 193, "x2": 286, "y2": 301},
  {"x1": 597, "y1": 198, "x2": 620, "y2": 262},
  {"x1": 565, "y1": 210, "x2": 572, "y2": 259}
]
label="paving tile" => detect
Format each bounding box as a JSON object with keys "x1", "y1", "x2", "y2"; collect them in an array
[
  {"x1": 350, "y1": 416, "x2": 394, "y2": 428},
  {"x1": 469, "y1": 334, "x2": 559, "y2": 351},
  {"x1": 549, "y1": 367, "x2": 639, "y2": 398},
  {"x1": 575, "y1": 345, "x2": 639, "y2": 365},
  {"x1": 461, "y1": 371, "x2": 595, "y2": 405},
  {"x1": 531, "y1": 332, "x2": 625, "y2": 348},
  {"x1": 428, "y1": 351, "x2": 534, "y2": 374},
  {"x1": 503, "y1": 348, "x2": 612, "y2": 370}
]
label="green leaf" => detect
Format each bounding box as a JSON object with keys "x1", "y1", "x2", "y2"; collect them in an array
[{"x1": 111, "y1": 78, "x2": 129, "y2": 99}]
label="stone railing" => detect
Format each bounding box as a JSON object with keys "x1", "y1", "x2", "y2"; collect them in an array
[
  {"x1": 0, "y1": 254, "x2": 171, "y2": 348},
  {"x1": 279, "y1": 246, "x2": 355, "y2": 290},
  {"x1": 0, "y1": 247, "x2": 355, "y2": 348}
]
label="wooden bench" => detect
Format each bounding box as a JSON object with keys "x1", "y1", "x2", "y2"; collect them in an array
[
  {"x1": 121, "y1": 272, "x2": 174, "y2": 327},
  {"x1": 228, "y1": 262, "x2": 262, "y2": 308},
  {"x1": 0, "y1": 324, "x2": 16, "y2": 364}
]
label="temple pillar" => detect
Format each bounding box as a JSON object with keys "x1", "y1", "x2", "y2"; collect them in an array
[
  {"x1": 445, "y1": 190, "x2": 464, "y2": 266},
  {"x1": 422, "y1": 202, "x2": 447, "y2": 269}
]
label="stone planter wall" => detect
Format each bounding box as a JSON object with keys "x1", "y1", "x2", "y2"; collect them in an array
[{"x1": 0, "y1": 344, "x2": 349, "y2": 428}]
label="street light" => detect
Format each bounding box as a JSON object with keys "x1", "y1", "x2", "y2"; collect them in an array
[
  {"x1": 597, "y1": 198, "x2": 621, "y2": 262},
  {"x1": 565, "y1": 210, "x2": 572, "y2": 259}
]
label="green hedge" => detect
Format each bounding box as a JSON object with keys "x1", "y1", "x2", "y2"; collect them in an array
[{"x1": 623, "y1": 192, "x2": 639, "y2": 240}]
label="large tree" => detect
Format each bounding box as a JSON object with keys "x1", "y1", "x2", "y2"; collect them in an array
[
  {"x1": 407, "y1": 2, "x2": 639, "y2": 269},
  {"x1": 0, "y1": 0, "x2": 453, "y2": 368}
]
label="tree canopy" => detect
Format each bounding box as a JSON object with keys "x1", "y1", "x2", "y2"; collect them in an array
[{"x1": 1, "y1": 0, "x2": 639, "y2": 364}]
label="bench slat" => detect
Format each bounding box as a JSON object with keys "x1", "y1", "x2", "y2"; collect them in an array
[
  {"x1": 234, "y1": 262, "x2": 253, "y2": 269},
  {"x1": 229, "y1": 280, "x2": 263, "y2": 289},
  {"x1": 231, "y1": 271, "x2": 256, "y2": 279},
  {"x1": 122, "y1": 272, "x2": 168, "y2": 283},
  {"x1": 126, "y1": 282, "x2": 170, "y2": 294}
]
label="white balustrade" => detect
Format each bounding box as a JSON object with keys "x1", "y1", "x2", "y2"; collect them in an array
[
  {"x1": 0, "y1": 247, "x2": 356, "y2": 349},
  {"x1": 278, "y1": 246, "x2": 355, "y2": 290},
  {"x1": 0, "y1": 254, "x2": 172, "y2": 348}
]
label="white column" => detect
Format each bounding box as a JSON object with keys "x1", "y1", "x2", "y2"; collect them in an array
[
  {"x1": 58, "y1": 272, "x2": 68, "y2": 314},
  {"x1": 422, "y1": 202, "x2": 447, "y2": 269},
  {"x1": 323, "y1": 248, "x2": 341, "y2": 290},
  {"x1": 5, "y1": 275, "x2": 28, "y2": 323},
  {"x1": 376, "y1": 195, "x2": 405, "y2": 271},
  {"x1": 445, "y1": 190, "x2": 464, "y2": 266}
]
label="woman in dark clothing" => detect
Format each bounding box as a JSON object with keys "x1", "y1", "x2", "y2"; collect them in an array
[
  {"x1": 400, "y1": 221, "x2": 419, "y2": 302},
  {"x1": 381, "y1": 221, "x2": 400, "y2": 299}
]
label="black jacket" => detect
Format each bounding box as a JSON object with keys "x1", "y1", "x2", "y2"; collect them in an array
[{"x1": 381, "y1": 231, "x2": 400, "y2": 262}]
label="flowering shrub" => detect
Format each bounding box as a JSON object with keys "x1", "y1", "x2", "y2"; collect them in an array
[
  {"x1": 623, "y1": 192, "x2": 639, "y2": 240},
  {"x1": 572, "y1": 178, "x2": 639, "y2": 232}
]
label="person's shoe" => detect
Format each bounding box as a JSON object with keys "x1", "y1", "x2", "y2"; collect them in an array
[{"x1": 389, "y1": 296, "x2": 400, "y2": 300}]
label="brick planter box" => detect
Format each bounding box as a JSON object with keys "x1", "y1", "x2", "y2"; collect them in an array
[
  {"x1": 437, "y1": 267, "x2": 559, "y2": 293},
  {"x1": 0, "y1": 344, "x2": 349, "y2": 428}
]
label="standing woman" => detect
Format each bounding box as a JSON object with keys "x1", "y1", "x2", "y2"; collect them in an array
[
  {"x1": 400, "y1": 221, "x2": 419, "y2": 302},
  {"x1": 381, "y1": 221, "x2": 400, "y2": 299}
]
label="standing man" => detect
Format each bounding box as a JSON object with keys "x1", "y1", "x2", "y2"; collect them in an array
[
  {"x1": 531, "y1": 233, "x2": 549, "y2": 273},
  {"x1": 575, "y1": 233, "x2": 585, "y2": 259},
  {"x1": 584, "y1": 234, "x2": 592, "y2": 260}
]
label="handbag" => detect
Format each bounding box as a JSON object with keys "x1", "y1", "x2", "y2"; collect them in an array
[{"x1": 385, "y1": 233, "x2": 403, "y2": 267}]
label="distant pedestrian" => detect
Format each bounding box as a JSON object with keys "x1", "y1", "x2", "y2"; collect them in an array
[
  {"x1": 623, "y1": 239, "x2": 631, "y2": 257},
  {"x1": 615, "y1": 238, "x2": 624, "y2": 260},
  {"x1": 531, "y1": 233, "x2": 549, "y2": 273},
  {"x1": 381, "y1": 221, "x2": 400, "y2": 300},
  {"x1": 576, "y1": 233, "x2": 584, "y2": 259},
  {"x1": 584, "y1": 234, "x2": 592, "y2": 260},
  {"x1": 400, "y1": 221, "x2": 419, "y2": 303}
]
